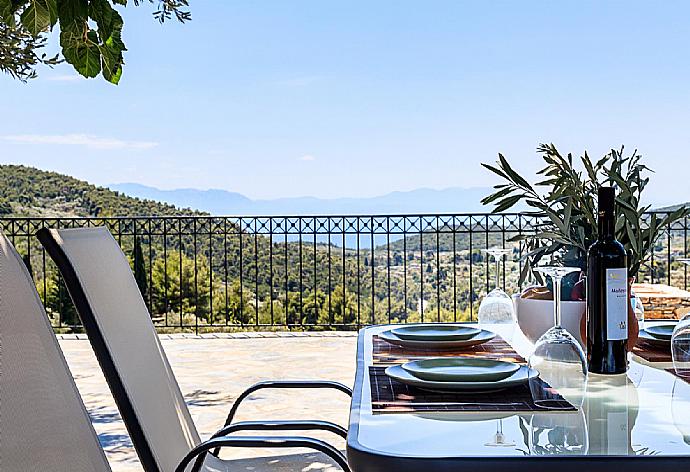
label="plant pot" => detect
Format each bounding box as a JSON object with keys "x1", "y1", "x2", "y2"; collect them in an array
[
  {"x1": 514, "y1": 295, "x2": 586, "y2": 346},
  {"x1": 516, "y1": 275, "x2": 641, "y2": 351}
]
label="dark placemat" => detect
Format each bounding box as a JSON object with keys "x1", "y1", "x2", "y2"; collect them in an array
[
  {"x1": 369, "y1": 366, "x2": 575, "y2": 413},
  {"x1": 633, "y1": 340, "x2": 672, "y2": 363},
  {"x1": 373, "y1": 334, "x2": 525, "y2": 366}
]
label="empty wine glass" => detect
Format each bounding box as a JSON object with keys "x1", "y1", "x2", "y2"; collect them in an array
[
  {"x1": 528, "y1": 266, "x2": 588, "y2": 409},
  {"x1": 630, "y1": 286, "x2": 645, "y2": 330},
  {"x1": 478, "y1": 247, "x2": 516, "y2": 340},
  {"x1": 672, "y1": 317, "x2": 690, "y2": 376},
  {"x1": 672, "y1": 377, "x2": 690, "y2": 446},
  {"x1": 484, "y1": 419, "x2": 516, "y2": 447},
  {"x1": 628, "y1": 250, "x2": 644, "y2": 330},
  {"x1": 530, "y1": 411, "x2": 588, "y2": 455},
  {"x1": 673, "y1": 258, "x2": 690, "y2": 377}
]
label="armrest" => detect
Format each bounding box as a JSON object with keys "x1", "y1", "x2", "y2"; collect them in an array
[
  {"x1": 176, "y1": 435, "x2": 351, "y2": 472},
  {"x1": 212, "y1": 381, "x2": 352, "y2": 456},
  {"x1": 213, "y1": 419, "x2": 348, "y2": 439},
  {"x1": 223, "y1": 380, "x2": 352, "y2": 426}
]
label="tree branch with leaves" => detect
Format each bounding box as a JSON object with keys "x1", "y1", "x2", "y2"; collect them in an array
[
  {"x1": 481, "y1": 144, "x2": 690, "y2": 286},
  {"x1": 0, "y1": 0, "x2": 190, "y2": 84}
]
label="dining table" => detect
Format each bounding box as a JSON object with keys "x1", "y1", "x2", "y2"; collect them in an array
[{"x1": 346, "y1": 323, "x2": 690, "y2": 472}]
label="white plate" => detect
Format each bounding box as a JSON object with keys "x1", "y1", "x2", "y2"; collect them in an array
[
  {"x1": 379, "y1": 328, "x2": 496, "y2": 350},
  {"x1": 384, "y1": 364, "x2": 537, "y2": 393}
]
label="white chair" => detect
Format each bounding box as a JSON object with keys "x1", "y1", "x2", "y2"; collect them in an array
[
  {"x1": 38, "y1": 226, "x2": 351, "y2": 472},
  {"x1": 0, "y1": 232, "x2": 112, "y2": 471}
]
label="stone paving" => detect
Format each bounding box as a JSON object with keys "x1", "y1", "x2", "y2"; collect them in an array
[{"x1": 59, "y1": 332, "x2": 358, "y2": 472}]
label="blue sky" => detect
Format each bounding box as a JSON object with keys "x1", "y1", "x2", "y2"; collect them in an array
[{"x1": 1, "y1": 1, "x2": 689, "y2": 204}]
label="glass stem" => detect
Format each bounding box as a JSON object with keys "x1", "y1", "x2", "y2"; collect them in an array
[
  {"x1": 495, "y1": 257, "x2": 501, "y2": 291},
  {"x1": 553, "y1": 275, "x2": 562, "y2": 328}
]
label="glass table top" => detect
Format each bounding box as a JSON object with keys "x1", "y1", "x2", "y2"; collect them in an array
[{"x1": 350, "y1": 324, "x2": 690, "y2": 458}]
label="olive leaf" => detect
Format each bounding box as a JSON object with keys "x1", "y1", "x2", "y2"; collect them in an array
[{"x1": 482, "y1": 144, "x2": 690, "y2": 284}]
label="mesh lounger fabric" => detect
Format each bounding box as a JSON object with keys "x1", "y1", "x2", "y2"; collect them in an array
[
  {"x1": 41, "y1": 227, "x2": 200, "y2": 471},
  {"x1": 0, "y1": 233, "x2": 112, "y2": 471}
]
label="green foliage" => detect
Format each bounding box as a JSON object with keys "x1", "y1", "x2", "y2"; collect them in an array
[
  {"x1": 0, "y1": 20, "x2": 60, "y2": 81},
  {"x1": 318, "y1": 285, "x2": 357, "y2": 325},
  {"x1": 21, "y1": 252, "x2": 33, "y2": 277},
  {"x1": 0, "y1": 197, "x2": 12, "y2": 215},
  {"x1": 151, "y1": 253, "x2": 211, "y2": 320},
  {"x1": 132, "y1": 237, "x2": 147, "y2": 298},
  {"x1": 300, "y1": 289, "x2": 326, "y2": 325},
  {"x1": 481, "y1": 144, "x2": 690, "y2": 281},
  {"x1": 216, "y1": 279, "x2": 254, "y2": 325},
  {"x1": 0, "y1": 0, "x2": 189, "y2": 83},
  {"x1": 0, "y1": 164, "x2": 200, "y2": 217},
  {"x1": 42, "y1": 270, "x2": 79, "y2": 326}
]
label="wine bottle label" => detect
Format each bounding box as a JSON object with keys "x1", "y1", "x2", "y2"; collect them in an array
[{"x1": 606, "y1": 268, "x2": 628, "y2": 340}]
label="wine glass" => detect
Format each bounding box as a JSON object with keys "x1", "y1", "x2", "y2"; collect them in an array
[
  {"x1": 478, "y1": 247, "x2": 517, "y2": 340},
  {"x1": 484, "y1": 419, "x2": 516, "y2": 447},
  {"x1": 673, "y1": 258, "x2": 690, "y2": 376},
  {"x1": 628, "y1": 249, "x2": 645, "y2": 330},
  {"x1": 630, "y1": 287, "x2": 645, "y2": 330},
  {"x1": 672, "y1": 377, "x2": 690, "y2": 446},
  {"x1": 530, "y1": 411, "x2": 588, "y2": 455},
  {"x1": 528, "y1": 266, "x2": 588, "y2": 409}
]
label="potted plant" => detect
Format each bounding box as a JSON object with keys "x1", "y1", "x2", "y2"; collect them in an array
[{"x1": 481, "y1": 144, "x2": 689, "y2": 347}]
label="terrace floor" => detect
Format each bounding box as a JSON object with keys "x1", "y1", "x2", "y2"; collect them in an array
[{"x1": 59, "y1": 332, "x2": 358, "y2": 472}]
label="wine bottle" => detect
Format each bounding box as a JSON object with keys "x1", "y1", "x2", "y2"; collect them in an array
[{"x1": 587, "y1": 186, "x2": 628, "y2": 374}]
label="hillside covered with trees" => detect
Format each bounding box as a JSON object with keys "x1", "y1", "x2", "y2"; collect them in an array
[{"x1": 0, "y1": 165, "x2": 199, "y2": 217}]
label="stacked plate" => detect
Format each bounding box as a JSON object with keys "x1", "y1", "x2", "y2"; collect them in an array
[
  {"x1": 638, "y1": 323, "x2": 676, "y2": 348},
  {"x1": 385, "y1": 357, "x2": 535, "y2": 393},
  {"x1": 379, "y1": 324, "x2": 496, "y2": 350},
  {"x1": 381, "y1": 324, "x2": 534, "y2": 392}
]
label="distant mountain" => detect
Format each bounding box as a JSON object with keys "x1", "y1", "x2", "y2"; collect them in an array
[
  {"x1": 108, "y1": 183, "x2": 494, "y2": 215},
  {"x1": 0, "y1": 165, "x2": 201, "y2": 218},
  {"x1": 110, "y1": 183, "x2": 251, "y2": 215}
]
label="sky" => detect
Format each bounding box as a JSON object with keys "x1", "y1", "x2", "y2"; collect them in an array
[{"x1": 1, "y1": 1, "x2": 690, "y2": 205}]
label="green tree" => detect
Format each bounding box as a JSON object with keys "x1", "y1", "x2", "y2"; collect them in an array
[
  {"x1": 301, "y1": 289, "x2": 326, "y2": 325},
  {"x1": 210, "y1": 279, "x2": 255, "y2": 325},
  {"x1": 150, "y1": 253, "x2": 211, "y2": 321},
  {"x1": 21, "y1": 253, "x2": 33, "y2": 277},
  {"x1": 1, "y1": 0, "x2": 190, "y2": 83},
  {"x1": 318, "y1": 286, "x2": 357, "y2": 326},
  {"x1": 0, "y1": 197, "x2": 11, "y2": 215},
  {"x1": 132, "y1": 237, "x2": 148, "y2": 299},
  {"x1": 43, "y1": 270, "x2": 79, "y2": 327}
]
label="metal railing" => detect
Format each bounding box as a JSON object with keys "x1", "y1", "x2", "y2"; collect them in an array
[{"x1": 1, "y1": 213, "x2": 688, "y2": 333}]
